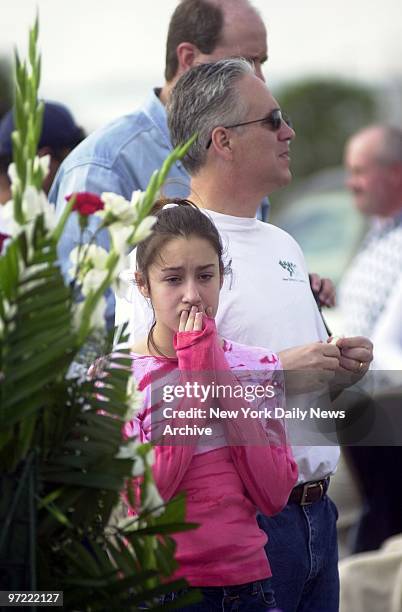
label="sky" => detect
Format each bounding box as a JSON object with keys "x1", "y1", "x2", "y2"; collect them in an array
[{"x1": 1, "y1": 0, "x2": 402, "y2": 131}]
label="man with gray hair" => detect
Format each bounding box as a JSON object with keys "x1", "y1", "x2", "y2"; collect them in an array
[{"x1": 126, "y1": 57, "x2": 373, "y2": 611}]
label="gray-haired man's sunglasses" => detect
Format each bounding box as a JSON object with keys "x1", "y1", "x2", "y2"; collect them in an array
[{"x1": 206, "y1": 108, "x2": 292, "y2": 149}]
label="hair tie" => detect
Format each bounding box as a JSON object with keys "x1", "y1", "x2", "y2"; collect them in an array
[{"x1": 162, "y1": 202, "x2": 179, "y2": 210}]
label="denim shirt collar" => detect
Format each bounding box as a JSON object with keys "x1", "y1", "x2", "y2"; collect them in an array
[{"x1": 142, "y1": 88, "x2": 171, "y2": 148}]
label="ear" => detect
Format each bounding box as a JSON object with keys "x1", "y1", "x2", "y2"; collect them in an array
[
  {"x1": 135, "y1": 271, "x2": 150, "y2": 298},
  {"x1": 176, "y1": 42, "x2": 199, "y2": 73},
  {"x1": 210, "y1": 127, "x2": 233, "y2": 161}
]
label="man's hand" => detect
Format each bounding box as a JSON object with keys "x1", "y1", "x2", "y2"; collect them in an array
[
  {"x1": 309, "y1": 273, "x2": 336, "y2": 308},
  {"x1": 278, "y1": 342, "x2": 341, "y2": 393},
  {"x1": 279, "y1": 342, "x2": 340, "y2": 371},
  {"x1": 330, "y1": 336, "x2": 373, "y2": 388}
]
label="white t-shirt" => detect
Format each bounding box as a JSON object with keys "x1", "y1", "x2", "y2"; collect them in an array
[{"x1": 115, "y1": 210, "x2": 340, "y2": 482}]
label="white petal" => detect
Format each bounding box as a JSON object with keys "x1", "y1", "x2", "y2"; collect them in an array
[
  {"x1": 131, "y1": 456, "x2": 145, "y2": 477},
  {"x1": 39, "y1": 154, "x2": 50, "y2": 179},
  {"x1": 73, "y1": 295, "x2": 106, "y2": 332},
  {"x1": 81, "y1": 268, "x2": 109, "y2": 296},
  {"x1": 115, "y1": 439, "x2": 141, "y2": 460},
  {"x1": 142, "y1": 481, "x2": 164, "y2": 516},
  {"x1": 7, "y1": 162, "x2": 18, "y2": 185},
  {"x1": 90, "y1": 296, "x2": 107, "y2": 329},
  {"x1": 85, "y1": 244, "x2": 109, "y2": 269},
  {"x1": 108, "y1": 222, "x2": 132, "y2": 252},
  {"x1": 22, "y1": 186, "x2": 42, "y2": 221},
  {"x1": 131, "y1": 216, "x2": 157, "y2": 244}
]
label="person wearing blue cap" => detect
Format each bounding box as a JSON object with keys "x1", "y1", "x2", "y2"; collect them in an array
[{"x1": 0, "y1": 100, "x2": 85, "y2": 204}]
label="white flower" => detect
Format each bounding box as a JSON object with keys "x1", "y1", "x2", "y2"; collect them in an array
[
  {"x1": 116, "y1": 515, "x2": 140, "y2": 532},
  {"x1": 22, "y1": 186, "x2": 43, "y2": 220},
  {"x1": 69, "y1": 244, "x2": 109, "y2": 272},
  {"x1": 99, "y1": 192, "x2": 139, "y2": 224},
  {"x1": 146, "y1": 447, "x2": 155, "y2": 466},
  {"x1": 81, "y1": 268, "x2": 109, "y2": 296},
  {"x1": 115, "y1": 439, "x2": 141, "y2": 461},
  {"x1": 7, "y1": 162, "x2": 19, "y2": 185},
  {"x1": 113, "y1": 266, "x2": 136, "y2": 301},
  {"x1": 131, "y1": 455, "x2": 145, "y2": 478},
  {"x1": 115, "y1": 440, "x2": 147, "y2": 477},
  {"x1": 112, "y1": 251, "x2": 130, "y2": 283},
  {"x1": 33, "y1": 154, "x2": 50, "y2": 180},
  {"x1": 88, "y1": 244, "x2": 109, "y2": 268},
  {"x1": 125, "y1": 377, "x2": 143, "y2": 420},
  {"x1": 0, "y1": 200, "x2": 22, "y2": 238},
  {"x1": 131, "y1": 216, "x2": 157, "y2": 243},
  {"x1": 20, "y1": 186, "x2": 56, "y2": 231},
  {"x1": 42, "y1": 202, "x2": 57, "y2": 232},
  {"x1": 130, "y1": 189, "x2": 145, "y2": 215},
  {"x1": 69, "y1": 244, "x2": 119, "y2": 302},
  {"x1": 142, "y1": 481, "x2": 164, "y2": 516},
  {"x1": 107, "y1": 222, "x2": 133, "y2": 252},
  {"x1": 73, "y1": 295, "x2": 107, "y2": 331},
  {"x1": 89, "y1": 294, "x2": 107, "y2": 329}
]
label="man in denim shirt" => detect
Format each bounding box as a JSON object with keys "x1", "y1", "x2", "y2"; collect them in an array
[{"x1": 49, "y1": 0, "x2": 269, "y2": 329}]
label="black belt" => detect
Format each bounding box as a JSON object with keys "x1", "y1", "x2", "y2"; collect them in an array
[{"x1": 288, "y1": 477, "x2": 330, "y2": 505}]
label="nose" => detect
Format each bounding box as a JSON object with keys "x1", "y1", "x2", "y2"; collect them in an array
[
  {"x1": 182, "y1": 280, "x2": 202, "y2": 307},
  {"x1": 280, "y1": 120, "x2": 295, "y2": 142}
]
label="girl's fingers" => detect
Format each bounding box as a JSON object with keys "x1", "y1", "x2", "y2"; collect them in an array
[
  {"x1": 179, "y1": 310, "x2": 188, "y2": 332},
  {"x1": 185, "y1": 306, "x2": 197, "y2": 331},
  {"x1": 205, "y1": 306, "x2": 213, "y2": 317},
  {"x1": 194, "y1": 311, "x2": 203, "y2": 331}
]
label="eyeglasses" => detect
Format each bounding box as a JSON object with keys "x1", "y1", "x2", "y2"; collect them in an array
[{"x1": 206, "y1": 108, "x2": 292, "y2": 149}]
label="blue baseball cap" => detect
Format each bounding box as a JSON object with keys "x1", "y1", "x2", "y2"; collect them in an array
[{"x1": 0, "y1": 101, "x2": 84, "y2": 157}]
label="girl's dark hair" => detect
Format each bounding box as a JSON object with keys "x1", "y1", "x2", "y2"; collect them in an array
[{"x1": 136, "y1": 198, "x2": 227, "y2": 356}]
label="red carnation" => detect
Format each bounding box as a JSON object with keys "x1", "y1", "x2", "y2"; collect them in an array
[
  {"x1": 66, "y1": 192, "x2": 104, "y2": 216},
  {"x1": 0, "y1": 232, "x2": 10, "y2": 254}
]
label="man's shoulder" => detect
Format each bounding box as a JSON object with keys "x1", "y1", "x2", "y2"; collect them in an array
[
  {"x1": 62, "y1": 104, "x2": 164, "y2": 172},
  {"x1": 246, "y1": 220, "x2": 304, "y2": 252}
]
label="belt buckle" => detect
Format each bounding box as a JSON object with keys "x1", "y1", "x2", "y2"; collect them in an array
[{"x1": 300, "y1": 481, "x2": 323, "y2": 505}]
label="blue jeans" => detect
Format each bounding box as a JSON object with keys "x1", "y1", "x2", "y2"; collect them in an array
[
  {"x1": 257, "y1": 495, "x2": 339, "y2": 612},
  {"x1": 159, "y1": 579, "x2": 279, "y2": 610}
]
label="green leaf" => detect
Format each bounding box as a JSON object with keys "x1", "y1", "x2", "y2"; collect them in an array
[{"x1": 42, "y1": 470, "x2": 125, "y2": 490}]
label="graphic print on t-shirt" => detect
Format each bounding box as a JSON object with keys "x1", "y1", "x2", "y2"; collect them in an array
[{"x1": 278, "y1": 260, "x2": 306, "y2": 283}]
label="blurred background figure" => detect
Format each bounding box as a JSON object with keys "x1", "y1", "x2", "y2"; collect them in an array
[
  {"x1": 336, "y1": 125, "x2": 402, "y2": 555},
  {"x1": 338, "y1": 125, "x2": 402, "y2": 338},
  {"x1": 0, "y1": 100, "x2": 85, "y2": 204}
]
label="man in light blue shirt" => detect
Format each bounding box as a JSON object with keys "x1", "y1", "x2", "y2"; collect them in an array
[{"x1": 50, "y1": 0, "x2": 270, "y2": 328}]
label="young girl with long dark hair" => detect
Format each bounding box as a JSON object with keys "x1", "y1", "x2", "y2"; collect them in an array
[{"x1": 125, "y1": 200, "x2": 297, "y2": 611}]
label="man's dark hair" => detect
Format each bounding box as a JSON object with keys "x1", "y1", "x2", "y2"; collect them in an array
[{"x1": 165, "y1": 0, "x2": 224, "y2": 82}]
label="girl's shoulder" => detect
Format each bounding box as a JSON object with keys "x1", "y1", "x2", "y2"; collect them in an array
[
  {"x1": 223, "y1": 339, "x2": 280, "y2": 371},
  {"x1": 130, "y1": 351, "x2": 177, "y2": 391}
]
